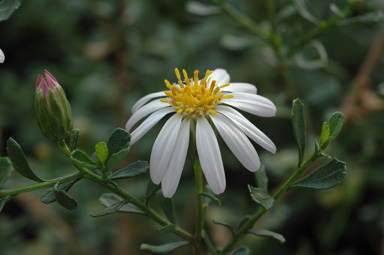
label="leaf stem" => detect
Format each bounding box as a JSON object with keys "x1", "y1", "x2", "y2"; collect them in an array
[
  {"x1": 194, "y1": 159, "x2": 205, "y2": 254},
  {"x1": 219, "y1": 151, "x2": 319, "y2": 254}
]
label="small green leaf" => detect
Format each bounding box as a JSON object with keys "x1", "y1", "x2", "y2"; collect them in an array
[
  {"x1": 40, "y1": 179, "x2": 80, "y2": 204},
  {"x1": 140, "y1": 241, "x2": 189, "y2": 254},
  {"x1": 229, "y1": 246, "x2": 250, "y2": 255},
  {"x1": 248, "y1": 185, "x2": 274, "y2": 210},
  {"x1": 145, "y1": 181, "x2": 160, "y2": 205},
  {"x1": 157, "y1": 193, "x2": 176, "y2": 223},
  {"x1": 339, "y1": 10, "x2": 384, "y2": 26},
  {"x1": 90, "y1": 201, "x2": 143, "y2": 217},
  {"x1": 71, "y1": 149, "x2": 97, "y2": 169},
  {"x1": 248, "y1": 229, "x2": 286, "y2": 243},
  {"x1": 213, "y1": 219, "x2": 234, "y2": 235},
  {"x1": 118, "y1": 202, "x2": 143, "y2": 214},
  {"x1": 292, "y1": 158, "x2": 346, "y2": 189},
  {"x1": 202, "y1": 230, "x2": 217, "y2": 255},
  {"x1": 53, "y1": 182, "x2": 78, "y2": 210},
  {"x1": 0, "y1": 0, "x2": 22, "y2": 22},
  {"x1": 199, "y1": 192, "x2": 222, "y2": 206},
  {"x1": 6, "y1": 138, "x2": 44, "y2": 182},
  {"x1": 95, "y1": 142, "x2": 108, "y2": 168},
  {"x1": 69, "y1": 129, "x2": 80, "y2": 151},
  {"x1": 157, "y1": 224, "x2": 176, "y2": 234},
  {"x1": 0, "y1": 157, "x2": 13, "y2": 187},
  {"x1": 328, "y1": 112, "x2": 344, "y2": 139},
  {"x1": 0, "y1": 196, "x2": 12, "y2": 212},
  {"x1": 90, "y1": 202, "x2": 122, "y2": 217},
  {"x1": 291, "y1": 99, "x2": 306, "y2": 165},
  {"x1": 99, "y1": 193, "x2": 123, "y2": 207},
  {"x1": 319, "y1": 122, "x2": 330, "y2": 146},
  {"x1": 105, "y1": 128, "x2": 130, "y2": 169},
  {"x1": 293, "y1": 0, "x2": 319, "y2": 24},
  {"x1": 109, "y1": 161, "x2": 149, "y2": 180}
]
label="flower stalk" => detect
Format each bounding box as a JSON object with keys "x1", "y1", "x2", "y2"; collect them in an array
[{"x1": 194, "y1": 159, "x2": 205, "y2": 253}]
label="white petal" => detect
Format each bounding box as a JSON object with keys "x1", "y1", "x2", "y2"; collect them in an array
[
  {"x1": 125, "y1": 100, "x2": 170, "y2": 132},
  {"x1": 222, "y1": 82, "x2": 257, "y2": 94},
  {"x1": 216, "y1": 105, "x2": 276, "y2": 153},
  {"x1": 131, "y1": 91, "x2": 166, "y2": 114},
  {"x1": 196, "y1": 117, "x2": 226, "y2": 194},
  {"x1": 0, "y1": 48, "x2": 4, "y2": 63},
  {"x1": 222, "y1": 92, "x2": 276, "y2": 117},
  {"x1": 150, "y1": 114, "x2": 182, "y2": 184},
  {"x1": 161, "y1": 118, "x2": 191, "y2": 198},
  {"x1": 130, "y1": 107, "x2": 174, "y2": 145},
  {"x1": 209, "y1": 68, "x2": 230, "y2": 85},
  {"x1": 210, "y1": 114, "x2": 260, "y2": 172}
]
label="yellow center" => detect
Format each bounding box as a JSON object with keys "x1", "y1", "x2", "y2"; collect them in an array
[{"x1": 160, "y1": 68, "x2": 233, "y2": 118}]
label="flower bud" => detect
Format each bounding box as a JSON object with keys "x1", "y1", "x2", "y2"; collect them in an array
[{"x1": 35, "y1": 70, "x2": 73, "y2": 141}]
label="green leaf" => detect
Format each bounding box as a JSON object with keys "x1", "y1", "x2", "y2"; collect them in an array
[
  {"x1": 293, "y1": 0, "x2": 319, "y2": 24},
  {"x1": 145, "y1": 181, "x2": 160, "y2": 205},
  {"x1": 292, "y1": 158, "x2": 346, "y2": 189},
  {"x1": 157, "y1": 193, "x2": 176, "y2": 223},
  {"x1": 291, "y1": 98, "x2": 306, "y2": 165},
  {"x1": 90, "y1": 202, "x2": 122, "y2": 217},
  {"x1": 339, "y1": 10, "x2": 384, "y2": 26},
  {"x1": 236, "y1": 215, "x2": 251, "y2": 232},
  {"x1": 118, "y1": 202, "x2": 143, "y2": 214},
  {"x1": 0, "y1": 157, "x2": 13, "y2": 187},
  {"x1": 248, "y1": 229, "x2": 286, "y2": 243},
  {"x1": 53, "y1": 182, "x2": 78, "y2": 210},
  {"x1": 213, "y1": 219, "x2": 234, "y2": 235},
  {"x1": 328, "y1": 112, "x2": 344, "y2": 139},
  {"x1": 6, "y1": 138, "x2": 44, "y2": 182},
  {"x1": 199, "y1": 192, "x2": 222, "y2": 206},
  {"x1": 202, "y1": 230, "x2": 217, "y2": 255},
  {"x1": 105, "y1": 128, "x2": 131, "y2": 169},
  {"x1": 140, "y1": 241, "x2": 189, "y2": 254},
  {"x1": 95, "y1": 142, "x2": 108, "y2": 168},
  {"x1": 40, "y1": 179, "x2": 80, "y2": 204},
  {"x1": 109, "y1": 161, "x2": 149, "y2": 180},
  {"x1": 90, "y1": 201, "x2": 143, "y2": 217},
  {"x1": 248, "y1": 185, "x2": 274, "y2": 210},
  {"x1": 229, "y1": 246, "x2": 250, "y2": 255},
  {"x1": 99, "y1": 193, "x2": 123, "y2": 207},
  {"x1": 319, "y1": 122, "x2": 330, "y2": 148},
  {"x1": 97, "y1": 193, "x2": 143, "y2": 215},
  {"x1": 71, "y1": 149, "x2": 97, "y2": 169},
  {"x1": 69, "y1": 129, "x2": 80, "y2": 151},
  {"x1": 0, "y1": 0, "x2": 22, "y2": 22},
  {"x1": 157, "y1": 224, "x2": 176, "y2": 234}
]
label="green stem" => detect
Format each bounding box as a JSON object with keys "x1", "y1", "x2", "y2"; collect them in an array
[
  {"x1": 194, "y1": 159, "x2": 205, "y2": 254},
  {"x1": 0, "y1": 172, "x2": 83, "y2": 197},
  {"x1": 219, "y1": 152, "x2": 319, "y2": 254},
  {"x1": 57, "y1": 139, "x2": 194, "y2": 243}
]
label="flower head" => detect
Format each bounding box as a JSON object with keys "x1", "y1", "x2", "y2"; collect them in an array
[
  {"x1": 126, "y1": 68, "x2": 276, "y2": 197},
  {"x1": 35, "y1": 70, "x2": 73, "y2": 141},
  {"x1": 0, "y1": 48, "x2": 4, "y2": 63}
]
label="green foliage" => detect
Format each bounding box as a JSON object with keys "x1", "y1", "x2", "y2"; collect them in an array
[
  {"x1": 248, "y1": 185, "x2": 274, "y2": 210},
  {"x1": 0, "y1": 157, "x2": 12, "y2": 187},
  {"x1": 229, "y1": 246, "x2": 250, "y2": 255},
  {"x1": 105, "y1": 128, "x2": 131, "y2": 169},
  {"x1": 0, "y1": 0, "x2": 21, "y2": 22},
  {"x1": 71, "y1": 149, "x2": 98, "y2": 169},
  {"x1": 108, "y1": 161, "x2": 149, "y2": 180},
  {"x1": 69, "y1": 129, "x2": 80, "y2": 151},
  {"x1": 140, "y1": 241, "x2": 189, "y2": 254},
  {"x1": 248, "y1": 229, "x2": 286, "y2": 244},
  {"x1": 291, "y1": 99, "x2": 306, "y2": 166},
  {"x1": 157, "y1": 193, "x2": 176, "y2": 224},
  {"x1": 40, "y1": 179, "x2": 80, "y2": 204},
  {"x1": 53, "y1": 182, "x2": 78, "y2": 210},
  {"x1": 292, "y1": 159, "x2": 347, "y2": 189},
  {"x1": 6, "y1": 138, "x2": 44, "y2": 182}
]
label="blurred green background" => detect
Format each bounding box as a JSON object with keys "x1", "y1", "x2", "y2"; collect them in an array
[{"x1": 1, "y1": 0, "x2": 384, "y2": 254}]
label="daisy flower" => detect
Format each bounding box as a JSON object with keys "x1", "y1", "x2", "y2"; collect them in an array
[{"x1": 126, "y1": 68, "x2": 276, "y2": 197}]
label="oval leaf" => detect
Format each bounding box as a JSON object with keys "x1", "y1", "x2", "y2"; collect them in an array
[
  {"x1": 95, "y1": 142, "x2": 108, "y2": 167},
  {"x1": 248, "y1": 229, "x2": 286, "y2": 243},
  {"x1": 106, "y1": 128, "x2": 130, "y2": 158},
  {"x1": 109, "y1": 161, "x2": 148, "y2": 180},
  {"x1": 291, "y1": 99, "x2": 306, "y2": 165},
  {"x1": 0, "y1": 0, "x2": 22, "y2": 22},
  {"x1": 71, "y1": 149, "x2": 97, "y2": 169},
  {"x1": 328, "y1": 112, "x2": 344, "y2": 139},
  {"x1": 40, "y1": 179, "x2": 80, "y2": 204},
  {"x1": 230, "y1": 246, "x2": 250, "y2": 255},
  {"x1": 54, "y1": 182, "x2": 78, "y2": 210},
  {"x1": 248, "y1": 185, "x2": 274, "y2": 210},
  {"x1": 69, "y1": 129, "x2": 80, "y2": 151},
  {"x1": 6, "y1": 138, "x2": 44, "y2": 182},
  {"x1": 140, "y1": 241, "x2": 189, "y2": 254},
  {"x1": 292, "y1": 158, "x2": 346, "y2": 189},
  {"x1": 0, "y1": 157, "x2": 13, "y2": 187}
]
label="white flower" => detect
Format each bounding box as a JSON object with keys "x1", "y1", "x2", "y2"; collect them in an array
[
  {"x1": 126, "y1": 68, "x2": 276, "y2": 197},
  {"x1": 0, "y1": 48, "x2": 4, "y2": 63}
]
